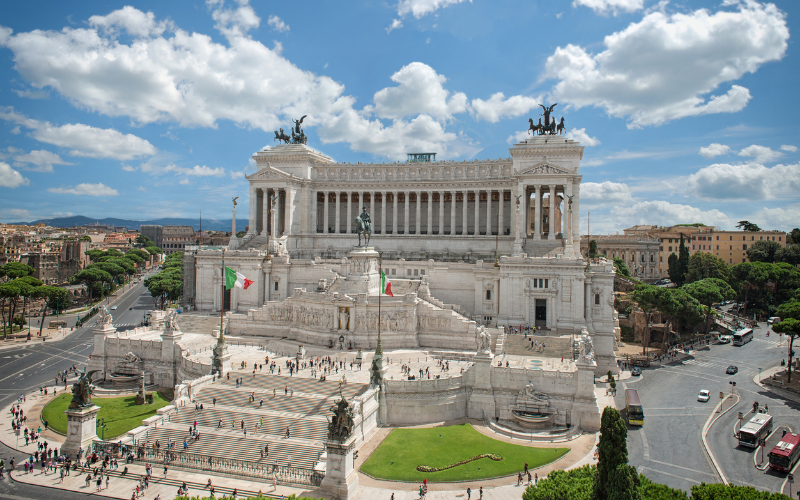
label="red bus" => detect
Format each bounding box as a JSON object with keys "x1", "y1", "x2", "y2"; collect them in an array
[{"x1": 768, "y1": 432, "x2": 800, "y2": 473}]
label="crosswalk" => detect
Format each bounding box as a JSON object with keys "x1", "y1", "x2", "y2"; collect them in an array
[
  {"x1": 682, "y1": 358, "x2": 727, "y2": 369},
  {"x1": 753, "y1": 338, "x2": 783, "y2": 347},
  {"x1": 112, "y1": 323, "x2": 139, "y2": 329}
]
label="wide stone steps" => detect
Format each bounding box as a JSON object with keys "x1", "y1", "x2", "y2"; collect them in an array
[
  {"x1": 142, "y1": 425, "x2": 321, "y2": 469},
  {"x1": 170, "y1": 406, "x2": 327, "y2": 441},
  {"x1": 217, "y1": 372, "x2": 367, "y2": 400},
  {"x1": 503, "y1": 334, "x2": 573, "y2": 358},
  {"x1": 195, "y1": 387, "x2": 332, "y2": 416}
]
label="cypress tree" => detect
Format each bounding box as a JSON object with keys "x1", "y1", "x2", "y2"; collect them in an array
[{"x1": 593, "y1": 407, "x2": 633, "y2": 500}]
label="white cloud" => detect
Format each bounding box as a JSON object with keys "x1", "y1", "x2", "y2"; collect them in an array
[
  {"x1": 372, "y1": 63, "x2": 467, "y2": 122},
  {"x1": 12, "y1": 149, "x2": 73, "y2": 172},
  {"x1": 779, "y1": 144, "x2": 797, "y2": 153},
  {"x1": 738, "y1": 144, "x2": 782, "y2": 163},
  {"x1": 0, "y1": 4, "x2": 479, "y2": 160},
  {"x1": 179, "y1": 178, "x2": 190, "y2": 185},
  {"x1": 565, "y1": 128, "x2": 600, "y2": 146},
  {"x1": 0, "y1": 208, "x2": 34, "y2": 220},
  {"x1": 581, "y1": 181, "x2": 631, "y2": 205},
  {"x1": 397, "y1": 0, "x2": 468, "y2": 19},
  {"x1": 13, "y1": 88, "x2": 48, "y2": 99},
  {"x1": 137, "y1": 186, "x2": 146, "y2": 191},
  {"x1": 506, "y1": 130, "x2": 531, "y2": 144},
  {"x1": 121, "y1": 165, "x2": 136, "y2": 172},
  {"x1": 48, "y1": 183, "x2": 119, "y2": 196},
  {"x1": 699, "y1": 143, "x2": 731, "y2": 159},
  {"x1": 686, "y1": 161, "x2": 800, "y2": 200},
  {"x1": 230, "y1": 170, "x2": 247, "y2": 179},
  {"x1": 386, "y1": 19, "x2": 403, "y2": 34},
  {"x1": 614, "y1": 200, "x2": 732, "y2": 228},
  {"x1": 750, "y1": 205, "x2": 800, "y2": 231},
  {"x1": 573, "y1": 0, "x2": 643, "y2": 16},
  {"x1": 10, "y1": 126, "x2": 20, "y2": 135},
  {"x1": 0, "y1": 162, "x2": 29, "y2": 188},
  {"x1": 267, "y1": 15, "x2": 289, "y2": 32},
  {"x1": 0, "y1": 108, "x2": 157, "y2": 160},
  {"x1": 164, "y1": 164, "x2": 226, "y2": 177},
  {"x1": 470, "y1": 93, "x2": 539, "y2": 123},
  {"x1": 545, "y1": 1, "x2": 788, "y2": 128}
]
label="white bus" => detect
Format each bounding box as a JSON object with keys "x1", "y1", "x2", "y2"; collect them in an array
[
  {"x1": 738, "y1": 413, "x2": 773, "y2": 448},
  {"x1": 732, "y1": 328, "x2": 753, "y2": 346}
]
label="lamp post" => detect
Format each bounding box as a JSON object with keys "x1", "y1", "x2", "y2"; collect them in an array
[{"x1": 27, "y1": 291, "x2": 32, "y2": 342}]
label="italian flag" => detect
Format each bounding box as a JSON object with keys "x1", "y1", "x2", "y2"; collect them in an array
[
  {"x1": 381, "y1": 269, "x2": 393, "y2": 296},
  {"x1": 225, "y1": 266, "x2": 254, "y2": 290}
]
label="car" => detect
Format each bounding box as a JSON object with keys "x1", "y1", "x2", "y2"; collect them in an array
[
  {"x1": 111, "y1": 305, "x2": 118, "y2": 310},
  {"x1": 631, "y1": 367, "x2": 642, "y2": 376},
  {"x1": 698, "y1": 390, "x2": 710, "y2": 402},
  {"x1": 719, "y1": 335, "x2": 732, "y2": 344},
  {"x1": 768, "y1": 316, "x2": 781, "y2": 325},
  {"x1": 726, "y1": 365, "x2": 738, "y2": 374}
]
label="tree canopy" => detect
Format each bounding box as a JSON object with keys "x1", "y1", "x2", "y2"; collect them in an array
[
  {"x1": 685, "y1": 252, "x2": 731, "y2": 285},
  {"x1": 772, "y1": 299, "x2": 800, "y2": 383},
  {"x1": 747, "y1": 240, "x2": 782, "y2": 263},
  {"x1": 736, "y1": 221, "x2": 762, "y2": 232},
  {"x1": 612, "y1": 258, "x2": 630, "y2": 278},
  {"x1": 683, "y1": 278, "x2": 735, "y2": 333}
]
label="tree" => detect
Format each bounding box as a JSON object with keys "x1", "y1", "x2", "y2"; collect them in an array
[
  {"x1": 772, "y1": 300, "x2": 800, "y2": 383},
  {"x1": 236, "y1": 230, "x2": 246, "y2": 238},
  {"x1": 85, "y1": 249, "x2": 105, "y2": 262},
  {"x1": 656, "y1": 288, "x2": 704, "y2": 344},
  {"x1": 613, "y1": 258, "x2": 630, "y2": 278},
  {"x1": 91, "y1": 262, "x2": 126, "y2": 284},
  {"x1": 144, "y1": 246, "x2": 163, "y2": 257},
  {"x1": 136, "y1": 234, "x2": 155, "y2": 246},
  {"x1": 667, "y1": 253, "x2": 680, "y2": 285},
  {"x1": 685, "y1": 252, "x2": 732, "y2": 285},
  {"x1": 0, "y1": 281, "x2": 21, "y2": 338},
  {"x1": 33, "y1": 286, "x2": 69, "y2": 337},
  {"x1": 71, "y1": 268, "x2": 113, "y2": 303},
  {"x1": 593, "y1": 407, "x2": 636, "y2": 500},
  {"x1": 589, "y1": 240, "x2": 598, "y2": 259},
  {"x1": 80, "y1": 235, "x2": 92, "y2": 242},
  {"x1": 747, "y1": 240, "x2": 782, "y2": 263},
  {"x1": 788, "y1": 228, "x2": 800, "y2": 245},
  {"x1": 1, "y1": 262, "x2": 35, "y2": 281},
  {"x1": 736, "y1": 220, "x2": 762, "y2": 232},
  {"x1": 632, "y1": 285, "x2": 663, "y2": 354},
  {"x1": 731, "y1": 262, "x2": 770, "y2": 316},
  {"x1": 683, "y1": 278, "x2": 735, "y2": 334},
  {"x1": 776, "y1": 244, "x2": 800, "y2": 266},
  {"x1": 677, "y1": 234, "x2": 690, "y2": 286},
  {"x1": 127, "y1": 248, "x2": 150, "y2": 261}
]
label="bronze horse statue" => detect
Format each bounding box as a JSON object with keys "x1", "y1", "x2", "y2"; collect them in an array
[
  {"x1": 528, "y1": 118, "x2": 542, "y2": 136},
  {"x1": 354, "y1": 212, "x2": 372, "y2": 247},
  {"x1": 556, "y1": 117, "x2": 566, "y2": 135},
  {"x1": 274, "y1": 128, "x2": 291, "y2": 144}
]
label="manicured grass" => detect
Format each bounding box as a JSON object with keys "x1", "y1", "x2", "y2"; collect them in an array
[
  {"x1": 41, "y1": 392, "x2": 170, "y2": 439},
  {"x1": 361, "y1": 423, "x2": 569, "y2": 482}
]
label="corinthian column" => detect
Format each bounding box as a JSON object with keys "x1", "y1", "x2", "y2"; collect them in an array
[
  {"x1": 335, "y1": 191, "x2": 341, "y2": 233},
  {"x1": 548, "y1": 184, "x2": 556, "y2": 241},
  {"x1": 416, "y1": 191, "x2": 422, "y2": 235},
  {"x1": 346, "y1": 192, "x2": 352, "y2": 234}
]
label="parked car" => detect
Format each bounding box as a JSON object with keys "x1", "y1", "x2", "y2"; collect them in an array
[
  {"x1": 719, "y1": 335, "x2": 732, "y2": 344},
  {"x1": 111, "y1": 305, "x2": 118, "y2": 310},
  {"x1": 698, "y1": 390, "x2": 710, "y2": 402},
  {"x1": 726, "y1": 365, "x2": 738, "y2": 374},
  {"x1": 631, "y1": 367, "x2": 642, "y2": 376},
  {"x1": 768, "y1": 317, "x2": 781, "y2": 325}
]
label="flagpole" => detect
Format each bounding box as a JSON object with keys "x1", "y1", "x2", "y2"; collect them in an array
[
  {"x1": 377, "y1": 252, "x2": 382, "y2": 355},
  {"x1": 220, "y1": 248, "x2": 225, "y2": 343}
]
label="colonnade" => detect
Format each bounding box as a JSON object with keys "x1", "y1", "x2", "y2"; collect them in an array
[
  {"x1": 250, "y1": 187, "x2": 291, "y2": 237},
  {"x1": 522, "y1": 184, "x2": 572, "y2": 241},
  {"x1": 315, "y1": 190, "x2": 512, "y2": 237}
]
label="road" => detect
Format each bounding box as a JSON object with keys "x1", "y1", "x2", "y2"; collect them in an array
[
  {"x1": 0, "y1": 276, "x2": 157, "y2": 500},
  {"x1": 618, "y1": 321, "x2": 798, "y2": 494}
]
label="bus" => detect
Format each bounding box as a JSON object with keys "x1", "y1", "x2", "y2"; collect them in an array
[
  {"x1": 737, "y1": 414, "x2": 773, "y2": 448},
  {"x1": 732, "y1": 328, "x2": 754, "y2": 346},
  {"x1": 768, "y1": 432, "x2": 800, "y2": 472},
  {"x1": 625, "y1": 389, "x2": 644, "y2": 426}
]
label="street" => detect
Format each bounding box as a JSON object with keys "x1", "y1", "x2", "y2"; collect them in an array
[
  {"x1": 618, "y1": 322, "x2": 799, "y2": 495},
  {"x1": 0, "y1": 277, "x2": 157, "y2": 500}
]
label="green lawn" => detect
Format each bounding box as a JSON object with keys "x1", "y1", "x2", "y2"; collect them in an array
[
  {"x1": 360, "y1": 423, "x2": 569, "y2": 482},
  {"x1": 41, "y1": 392, "x2": 170, "y2": 439}
]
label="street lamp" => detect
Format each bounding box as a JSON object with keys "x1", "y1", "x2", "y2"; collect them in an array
[{"x1": 97, "y1": 417, "x2": 107, "y2": 441}]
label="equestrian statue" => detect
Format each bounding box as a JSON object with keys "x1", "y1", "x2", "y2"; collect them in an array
[
  {"x1": 527, "y1": 104, "x2": 565, "y2": 136},
  {"x1": 354, "y1": 206, "x2": 372, "y2": 247},
  {"x1": 326, "y1": 393, "x2": 355, "y2": 441},
  {"x1": 274, "y1": 128, "x2": 291, "y2": 144},
  {"x1": 291, "y1": 115, "x2": 308, "y2": 144},
  {"x1": 69, "y1": 370, "x2": 99, "y2": 409}
]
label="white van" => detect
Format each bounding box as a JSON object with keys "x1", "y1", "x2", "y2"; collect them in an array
[{"x1": 768, "y1": 317, "x2": 781, "y2": 325}]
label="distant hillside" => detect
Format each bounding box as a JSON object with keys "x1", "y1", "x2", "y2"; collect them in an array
[{"x1": 10, "y1": 215, "x2": 234, "y2": 232}]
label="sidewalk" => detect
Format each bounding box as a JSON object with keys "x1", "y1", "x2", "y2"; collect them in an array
[
  {"x1": 0, "y1": 327, "x2": 76, "y2": 351},
  {"x1": 752, "y1": 364, "x2": 800, "y2": 405}
]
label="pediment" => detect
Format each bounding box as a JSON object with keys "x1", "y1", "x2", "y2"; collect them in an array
[
  {"x1": 246, "y1": 164, "x2": 294, "y2": 181},
  {"x1": 517, "y1": 162, "x2": 571, "y2": 176}
]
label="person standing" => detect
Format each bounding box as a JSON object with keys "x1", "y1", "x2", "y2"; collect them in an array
[{"x1": 467, "y1": 487, "x2": 471, "y2": 499}]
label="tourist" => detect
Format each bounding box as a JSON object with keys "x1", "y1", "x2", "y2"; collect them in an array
[{"x1": 467, "y1": 487, "x2": 471, "y2": 499}]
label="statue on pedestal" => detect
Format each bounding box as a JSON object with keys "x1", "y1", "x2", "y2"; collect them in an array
[
  {"x1": 69, "y1": 370, "x2": 98, "y2": 409},
  {"x1": 97, "y1": 306, "x2": 113, "y2": 326},
  {"x1": 475, "y1": 326, "x2": 492, "y2": 355},
  {"x1": 327, "y1": 394, "x2": 355, "y2": 441},
  {"x1": 354, "y1": 206, "x2": 372, "y2": 247}
]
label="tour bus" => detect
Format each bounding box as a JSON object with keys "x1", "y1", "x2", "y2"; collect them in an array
[
  {"x1": 732, "y1": 328, "x2": 754, "y2": 346},
  {"x1": 768, "y1": 432, "x2": 800, "y2": 472},
  {"x1": 737, "y1": 414, "x2": 773, "y2": 448},
  {"x1": 625, "y1": 389, "x2": 644, "y2": 426}
]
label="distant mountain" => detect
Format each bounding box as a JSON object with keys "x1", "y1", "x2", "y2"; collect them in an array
[{"x1": 10, "y1": 215, "x2": 235, "y2": 232}]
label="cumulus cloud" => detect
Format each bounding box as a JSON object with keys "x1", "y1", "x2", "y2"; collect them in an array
[
  {"x1": 507, "y1": 130, "x2": 531, "y2": 144},
  {"x1": 780, "y1": 145, "x2": 797, "y2": 152},
  {"x1": 545, "y1": 1, "x2": 788, "y2": 127},
  {"x1": 121, "y1": 165, "x2": 136, "y2": 172},
  {"x1": 386, "y1": 19, "x2": 403, "y2": 33},
  {"x1": 397, "y1": 0, "x2": 469, "y2": 19},
  {"x1": 0, "y1": 108, "x2": 157, "y2": 160},
  {"x1": 371, "y1": 63, "x2": 467, "y2": 122},
  {"x1": 565, "y1": 128, "x2": 600, "y2": 146},
  {"x1": 614, "y1": 200, "x2": 732, "y2": 228},
  {"x1": 179, "y1": 178, "x2": 190, "y2": 185},
  {"x1": 267, "y1": 15, "x2": 289, "y2": 32},
  {"x1": 470, "y1": 93, "x2": 539, "y2": 123},
  {"x1": 12, "y1": 149, "x2": 73, "y2": 172},
  {"x1": 750, "y1": 205, "x2": 800, "y2": 231},
  {"x1": 581, "y1": 181, "x2": 631, "y2": 205},
  {"x1": 738, "y1": 144, "x2": 782, "y2": 163},
  {"x1": 699, "y1": 143, "x2": 731, "y2": 159},
  {"x1": 0, "y1": 5, "x2": 477, "y2": 160},
  {"x1": 164, "y1": 164, "x2": 226, "y2": 177},
  {"x1": 686, "y1": 161, "x2": 800, "y2": 200},
  {"x1": 573, "y1": 0, "x2": 643, "y2": 16},
  {"x1": 48, "y1": 182, "x2": 118, "y2": 196},
  {"x1": 0, "y1": 162, "x2": 29, "y2": 188}
]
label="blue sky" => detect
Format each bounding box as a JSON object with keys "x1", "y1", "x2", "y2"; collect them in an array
[{"x1": 0, "y1": 0, "x2": 797, "y2": 234}]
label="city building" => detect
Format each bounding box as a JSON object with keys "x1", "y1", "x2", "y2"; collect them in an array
[
  {"x1": 689, "y1": 229, "x2": 787, "y2": 264},
  {"x1": 624, "y1": 225, "x2": 717, "y2": 277},
  {"x1": 20, "y1": 252, "x2": 60, "y2": 284},
  {"x1": 162, "y1": 225, "x2": 196, "y2": 255},
  {"x1": 140, "y1": 224, "x2": 163, "y2": 248},
  {"x1": 580, "y1": 234, "x2": 661, "y2": 280}
]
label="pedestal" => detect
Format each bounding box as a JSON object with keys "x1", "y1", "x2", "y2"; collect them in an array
[
  {"x1": 61, "y1": 405, "x2": 100, "y2": 458},
  {"x1": 467, "y1": 353, "x2": 496, "y2": 420},
  {"x1": 212, "y1": 342, "x2": 232, "y2": 377},
  {"x1": 320, "y1": 435, "x2": 359, "y2": 500},
  {"x1": 87, "y1": 322, "x2": 116, "y2": 381},
  {"x1": 339, "y1": 247, "x2": 380, "y2": 295}
]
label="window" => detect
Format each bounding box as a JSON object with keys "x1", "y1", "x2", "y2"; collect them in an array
[
  {"x1": 274, "y1": 281, "x2": 279, "y2": 291},
  {"x1": 391, "y1": 269, "x2": 396, "y2": 275},
  {"x1": 716, "y1": 236, "x2": 720, "y2": 240},
  {"x1": 486, "y1": 290, "x2": 492, "y2": 300},
  {"x1": 716, "y1": 245, "x2": 719, "y2": 250},
  {"x1": 420, "y1": 270, "x2": 425, "y2": 275},
  {"x1": 743, "y1": 244, "x2": 747, "y2": 250},
  {"x1": 668, "y1": 246, "x2": 673, "y2": 252},
  {"x1": 407, "y1": 269, "x2": 411, "y2": 276},
  {"x1": 545, "y1": 279, "x2": 549, "y2": 288},
  {"x1": 779, "y1": 237, "x2": 782, "y2": 242},
  {"x1": 595, "y1": 294, "x2": 600, "y2": 305},
  {"x1": 730, "y1": 236, "x2": 733, "y2": 240},
  {"x1": 729, "y1": 245, "x2": 732, "y2": 250},
  {"x1": 760, "y1": 236, "x2": 763, "y2": 240},
  {"x1": 651, "y1": 254, "x2": 654, "y2": 262}
]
